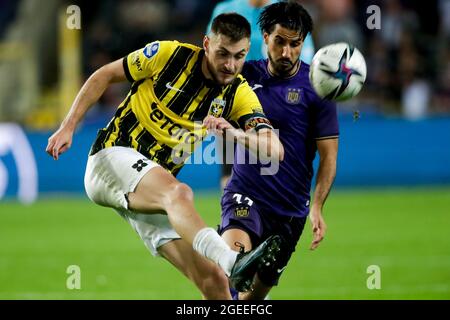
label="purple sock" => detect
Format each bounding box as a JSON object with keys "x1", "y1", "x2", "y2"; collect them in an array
[{"x1": 230, "y1": 287, "x2": 239, "y2": 300}]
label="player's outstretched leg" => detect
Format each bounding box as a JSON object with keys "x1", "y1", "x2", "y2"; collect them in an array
[{"x1": 127, "y1": 166, "x2": 270, "y2": 286}]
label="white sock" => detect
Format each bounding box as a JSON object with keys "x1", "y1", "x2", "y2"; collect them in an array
[{"x1": 193, "y1": 227, "x2": 238, "y2": 276}]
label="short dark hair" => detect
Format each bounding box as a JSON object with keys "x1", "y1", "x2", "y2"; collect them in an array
[
  {"x1": 210, "y1": 13, "x2": 251, "y2": 42},
  {"x1": 258, "y1": 1, "x2": 313, "y2": 40}
]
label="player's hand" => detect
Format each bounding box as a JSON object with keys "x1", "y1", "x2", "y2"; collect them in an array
[
  {"x1": 309, "y1": 207, "x2": 327, "y2": 250},
  {"x1": 203, "y1": 115, "x2": 243, "y2": 141},
  {"x1": 203, "y1": 115, "x2": 232, "y2": 133},
  {"x1": 46, "y1": 125, "x2": 74, "y2": 160}
]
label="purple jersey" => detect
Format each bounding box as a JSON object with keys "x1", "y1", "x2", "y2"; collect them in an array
[{"x1": 225, "y1": 60, "x2": 339, "y2": 218}]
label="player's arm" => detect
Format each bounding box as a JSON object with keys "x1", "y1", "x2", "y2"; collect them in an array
[
  {"x1": 235, "y1": 126, "x2": 284, "y2": 163},
  {"x1": 46, "y1": 59, "x2": 127, "y2": 160},
  {"x1": 203, "y1": 115, "x2": 284, "y2": 162},
  {"x1": 206, "y1": 78, "x2": 284, "y2": 162},
  {"x1": 310, "y1": 138, "x2": 338, "y2": 250},
  {"x1": 46, "y1": 41, "x2": 168, "y2": 160}
]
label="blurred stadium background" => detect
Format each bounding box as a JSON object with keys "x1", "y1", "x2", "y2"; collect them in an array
[{"x1": 0, "y1": 0, "x2": 449, "y2": 300}]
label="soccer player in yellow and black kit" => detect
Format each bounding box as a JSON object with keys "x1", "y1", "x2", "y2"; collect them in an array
[{"x1": 46, "y1": 13, "x2": 284, "y2": 298}]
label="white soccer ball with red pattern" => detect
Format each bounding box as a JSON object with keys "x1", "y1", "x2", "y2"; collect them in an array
[{"x1": 309, "y1": 42, "x2": 367, "y2": 101}]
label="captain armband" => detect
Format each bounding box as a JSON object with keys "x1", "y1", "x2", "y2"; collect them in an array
[{"x1": 244, "y1": 116, "x2": 273, "y2": 132}]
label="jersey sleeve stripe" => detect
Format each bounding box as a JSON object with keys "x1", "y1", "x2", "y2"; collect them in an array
[
  {"x1": 315, "y1": 135, "x2": 339, "y2": 140},
  {"x1": 254, "y1": 124, "x2": 273, "y2": 132},
  {"x1": 123, "y1": 56, "x2": 134, "y2": 82},
  {"x1": 238, "y1": 113, "x2": 273, "y2": 131}
]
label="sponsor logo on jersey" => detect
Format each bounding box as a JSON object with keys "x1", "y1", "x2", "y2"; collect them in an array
[
  {"x1": 143, "y1": 42, "x2": 160, "y2": 59},
  {"x1": 251, "y1": 84, "x2": 263, "y2": 91},
  {"x1": 165, "y1": 82, "x2": 184, "y2": 93},
  {"x1": 208, "y1": 98, "x2": 226, "y2": 117},
  {"x1": 148, "y1": 102, "x2": 202, "y2": 158},
  {"x1": 131, "y1": 53, "x2": 143, "y2": 71},
  {"x1": 286, "y1": 88, "x2": 301, "y2": 105}
]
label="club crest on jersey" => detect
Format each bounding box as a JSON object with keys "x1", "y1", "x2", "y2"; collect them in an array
[
  {"x1": 143, "y1": 42, "x2": 160, "y2": 59},
  {"x1": 208, "y1": 98, "x2": 226, "y2": 117},
  {"x1": 286, "y1": 88, "x2": 301, "y2": 105},
  {"x1": 234, "y1": 206, "x2": 249, "y2": 218}
]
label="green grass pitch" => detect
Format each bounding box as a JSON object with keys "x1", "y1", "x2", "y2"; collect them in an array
[{"x1": 0, "y1": 188, "x2": 449, "y2": 299}]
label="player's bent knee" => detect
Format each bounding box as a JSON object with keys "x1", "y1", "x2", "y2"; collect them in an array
[{"x1": 165, "y1": 183, "x2": 194, "y2": 206}]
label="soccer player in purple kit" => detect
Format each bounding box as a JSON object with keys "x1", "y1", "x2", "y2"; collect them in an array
[{"x1": 218, "y1": 1, "x2": 339, "y2": 299}]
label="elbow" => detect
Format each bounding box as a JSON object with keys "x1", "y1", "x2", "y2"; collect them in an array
[
  {"x1": 88, "y1": 69, "x2": 106, "y2": 88},
  {"x1": 97, "y1": 67, "x2": 110, "y2": 82},
  {"x1": 91, "y1": 65, "x2": 115, "y2": 85}
]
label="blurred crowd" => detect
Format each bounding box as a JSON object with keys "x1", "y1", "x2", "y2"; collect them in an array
[
  {"x1": 0, "y1": 0, "x2": 448, "y2": 122},
  {"x1": 0, "y1": 0, "x2": 19, "y2": 38},
  {"x1": 303, "y1": 0, "x2": 448, "y2": 119}
]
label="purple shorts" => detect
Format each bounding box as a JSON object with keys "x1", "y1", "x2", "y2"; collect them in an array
[{"x1": 219, "y1": 190, "x2": 306, "y2": 251}]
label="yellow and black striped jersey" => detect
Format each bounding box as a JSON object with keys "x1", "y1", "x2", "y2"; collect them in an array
[{"x1": 90, "y1": 40, "x2": 272, "y2": 176}]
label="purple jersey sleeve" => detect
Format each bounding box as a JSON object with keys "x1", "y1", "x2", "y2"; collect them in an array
[{"x1": 313, "y1": 98, "x2": 339, "y2": 140}]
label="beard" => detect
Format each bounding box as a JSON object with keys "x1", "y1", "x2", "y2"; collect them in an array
[{"x1": 268, "y1": 52, "x2": 299, "y2": 77}]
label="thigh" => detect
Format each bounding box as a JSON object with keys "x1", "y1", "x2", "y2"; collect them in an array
[
  {"x1": 84, "y1": 146, "x2": 160, "y2": 210},
  {"x1": 126, "y1": 165, "x2": 180, "y2": 213}
]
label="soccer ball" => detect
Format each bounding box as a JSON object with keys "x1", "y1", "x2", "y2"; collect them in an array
[{"x1": 309, "y1": 42, "x2": 367, "y2": 101}]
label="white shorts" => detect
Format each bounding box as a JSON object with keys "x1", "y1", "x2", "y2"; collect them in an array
[{"x1": 84, "y1": 146, "x2": 181, "y2": 256}]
